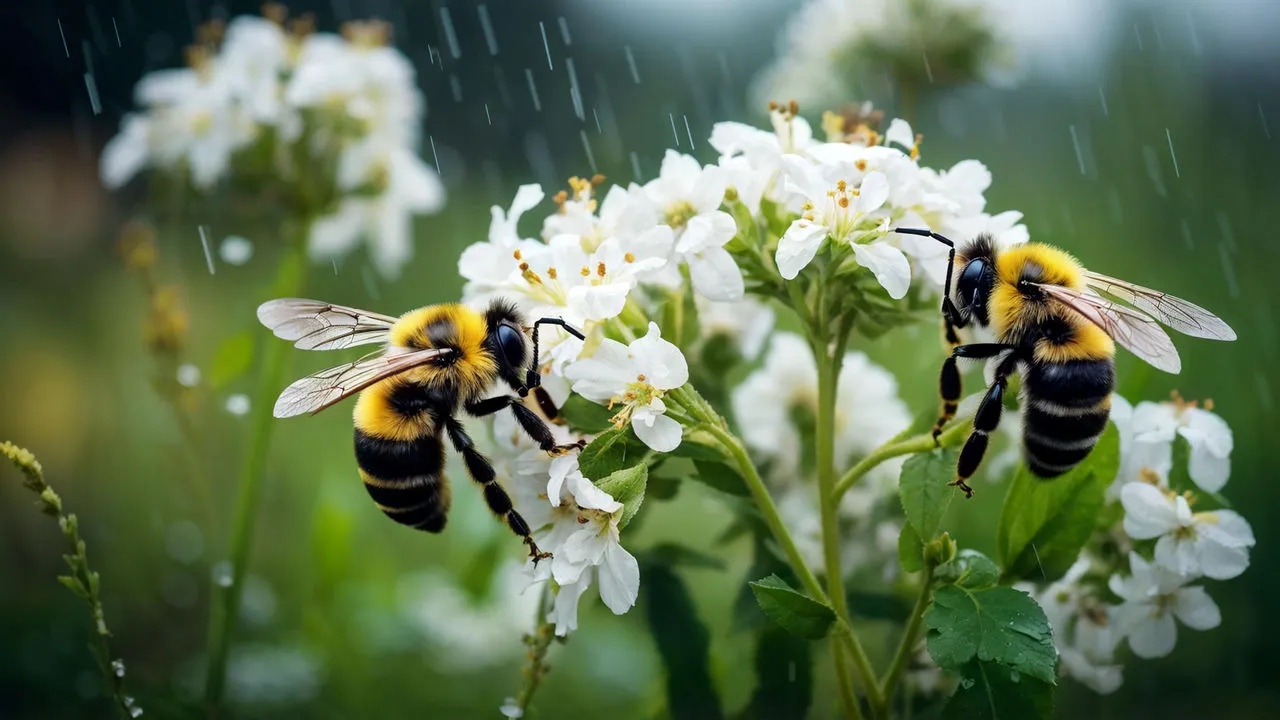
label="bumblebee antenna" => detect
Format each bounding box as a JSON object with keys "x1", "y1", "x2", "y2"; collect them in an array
[
  {"x1": 894, "y1": 228, "x2": 961, "y2": 330},
  {"x1": 521, "y1": 317, "x2": 586, "y2": 395}
]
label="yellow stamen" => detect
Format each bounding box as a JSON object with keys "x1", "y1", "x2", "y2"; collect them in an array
[{"x1": 624, "y1": 252, "x2": 635, "y2": 263}]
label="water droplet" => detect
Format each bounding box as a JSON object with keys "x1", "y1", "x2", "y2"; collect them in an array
[
  {"x1": 176, "y1": 364, "x2": 201, "y2": 388},
  {"x1": 213, "y1": 561, "x2": 234, "y2": 588},
  {"x1": 225, "y1": 394, "x2": 251, "y2": 417},
  {"x1": 1009, "y1": 670, "x2": 1021, "y2": 683},
  {"x1": 499, "y1": 699, "x2": 524, "y2": 718},
  {"x1": 112, "y1": 659, "x2": 126, "y2": 677}
]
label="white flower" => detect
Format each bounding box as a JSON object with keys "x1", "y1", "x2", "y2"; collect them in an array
[
  {"x1": 1111, "y1": 397, "x2": 1234, "y2": 493},
  {"x1": 1109, "y1": 552, "x2": 1221, "y2": 659},
  {"x1": 459, "y1": 184, "x2": 547, "y2": 296},
  {"x1": 696, "y1": 295, "x2": 776, "y2": 360},
  {"x1": 710, "y1": 105, "x2": 816, "y2": 181},
  {"x1": 775, "y1": 157, "x2": 904, "y2": 294},
  {"x1": 732, "y1": 333, "x2": 910, "y2": 480},
  {"x1": 542, "y1": 179, "x2": 661, "y2": 250},
  {"x1": 1120, "y1": 482, "x2": 1254, "y2": 580},
  {"x1": 564, "y1": 323, "x2": 689, "y2": 452},
  {"x1": 645, "y1": 150, "x2": 744, "y2": 301},
  {"x1": 1023, "y1": 558, "x2": 1124, "y2": 694}
]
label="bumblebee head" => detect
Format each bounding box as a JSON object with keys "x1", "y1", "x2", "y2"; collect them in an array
[
  {"x1": 951, "y1": 234, "x2": 998, "y2": 327},
  {"x1": 483, "y1": 298, "x2": 530, "y2": 392}
]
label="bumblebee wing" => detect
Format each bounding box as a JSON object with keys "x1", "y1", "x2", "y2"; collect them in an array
[
  {"x1": 257, "y1": 298, "x2": 398, "y2": 350},
  {"x1": 1036, "y1": 283, "x2": 1182, "y2": 375},
  {"x1": 273, "y1": 347, "x2": 453, "y2": 418},
  {"x1": 1082, "y1": 271, "x2": 1236, "y2": 341}
]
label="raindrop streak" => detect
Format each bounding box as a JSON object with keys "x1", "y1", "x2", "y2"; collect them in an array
[
  {"x1": 485, "y1": 103, "x2": 492, "y2": 125},
  {"x1": 1152, "y1": 18, "x2": 1165, "y2": 51},
  {"x1": 525, "y1": 69, "x2": 542, "y2": 112},
  {"x1": 1141, "y1": 145, "x2": 1167, "y2": 197},
  {"x1": 1166, "y1": 128, "x2": 1180, "y2": 178},
  {"x1": 112, "y1": 17, "x2": 121, "y2": 47},
  {"x1": 630, "y1": 151, "x2": 642, "y2": 181},
  {"x1": 624, "y1": 46, "x2": 641, "y2": 84},
  {"x1": 669, "y1": 113, "x2": 680, "y2": 147},
  {"x1": 1179, "y1": 218, "x2": 1194, "y2": 249},
  {"x1": 558, "y1": 17, "x2": 571, "y2": 45},
  {"x1": 1030, "y1": 543, "x2": 1046, "y2": 580},
  {"x1": 198, "y1": 226, "x2": 215, "y2": 275},
  {"x1": 592, "y1": 108, "x2": 602, "y2": 133},
  {"x1": 580, "y1": 130, "x2": 597, "y2": 175},
  {"x1": 1134, "y1": 23, "x2": 1144, "y2": 51},
  {"x1": 922, "y1": 52, "x2": 934, "y2": 83},
  {"x1": 1259, "y1": 103, "x2": 1271, "y2": 140},
  {"x1": 1219, "y1": 245, "x2": 1240, "y2": 299},
  {"x1": 1217, "y1": 211, "x2": 1237, "y2": 252},
  {"x1": 440, "y1": 7, "x2": 461, "y2": 59},
  {"x1": 362, "y1": 265, "x2": 381, "y2": 300},
  {"x1": 1098, "y1": 86, "x2": 1109, "y2": 116},
  {"x1": 1068, "y1": 125, "x2": 1086, "y2": 175},
  {"x1": 539, "y1": 21, "x2": 553, "y2": 71},
  {"x1": 567, "y1": 58, "x2": 584, "y2": 121},
  {"x1": 57, "y1": 18, "x2": 70, "y2": 57},
  {"x1": 683, "y1": 114, "x2": 695, "y2": 151},
  {"x1": 1186, "y1": 11, "x2": 1202, "y2": 55},
  {"x1": 494, "y1": 66, "x2": 512, "y2": 107},
  {"x1": 477, "y1": 5, "x2": 498, "y2": 56},
  {"x1": 331, "y1": 259, "x2": 339, "y2": 275},
  {"x1": 449, "y1": 74, "x2": 462, "y2": 102},
  {"x1": 84, "y1": 73, "x2": 102, "y2": 115},
  {"x1": 429, "y1": 135, "x2": 441, "y2": 175}
]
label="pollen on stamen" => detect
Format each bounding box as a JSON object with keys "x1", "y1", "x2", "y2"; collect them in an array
[
  {"x1": 513, "y1": 249, "x2": 523, "y2": 260},
  {"x1": 837, "y1": 196, "x2": 850, "y2": 208},
  {"x1": 546, "y1": 267, "x2": 558, "y2": 279},
  {"x1": 636, "y1": 373, "x2": 646, "y2": 382},
  {"x1": 1138, "y1": 467, "x2": 1163, "y2": 485},
  {"x1": 836, "y1": 180, "x2": 847, "y2": 191},
  {"x1": 623, "y1": 252, "x2": 635, "y2": 262},
  {"x1": 826, "y1": 190, "x2": 836, "y2": 198},
  {"x1": 580, "y1": 266, "x2": 590, "y2": 277},
  {"x1": 855, "y1": 159, "x2": 868, "y2": 171},
  {"x1": 802, "y1": 202, "x2": 814, "y2": 211},
  {"x1": 788, "y1": 99, "x2": 799, "y2": 115},
  {"x1": 623, "y1": 391, "x2": 637, "y2": 401},
  {"x1": 596, "y1": 262, "x2": 606, "y2": 277},
  {"x1": 518, "y1": 261, "x2": 530, "y2": 271}
]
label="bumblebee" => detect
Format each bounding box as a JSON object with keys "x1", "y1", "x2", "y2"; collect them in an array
[
  {"x1": 257, "y1": 298, "x2": 585, "y2": 560},
  {"x1": 894, "y1": 228, "x2": 1237, "y2": 497}
]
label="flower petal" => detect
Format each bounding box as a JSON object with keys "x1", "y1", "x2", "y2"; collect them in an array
[
  {"x1": 884, "y1": 118, "x2": 915, "y2": 151},
  {"x1": 687, "y1": 246, "x2": 745, "y2": 302},
  {"x1": 100, "y1": 115, "x2": 150, "y2": 189},
  {"x1": 632, "y1": 407, "x2": 683, "y2": 452},
  {"x1": 852, "y1": 242, "x2": 911, "y2": 299},
  {"x1": 1194, "y1": 535, "x2": 1250, "y2": 580},
  {"x1": 677, "y1": 211, "x2": 737, "y2": 254},
  {"x1": 597, "y1": 541, "x2": 640, "y2": 614},
  {"x1": 1171, "y1": 586, "x2": 1221, "y2": 630},
  {"x1": 629, "y1": 323, "x2": 689, "y2": 389},
  {"x1": 1126, "y1": 611, "x2": 1177, "y2": 659},
  {"x1": 549, "y1": 575, "x2": 592, "y2": 637},
  {"x1": 1153, "y1": 535, "x2": 1198, "y2": 577},
  {"x1": 776, "y1": 219, "x2": 828, "y2": 280},
  {"x1": 1120, "y1": 482, "x2": 1181, "y2": 539},
  {"x1": 308, "y1": 201, "x2": 366, "y2": 259},
  {"x1": 856, "y1": 171, "x2": 890, "y2": 213}
]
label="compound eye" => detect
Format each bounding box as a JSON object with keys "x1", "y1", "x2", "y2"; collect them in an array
[
  {"x1": 956, "y1": 259, "x2": 987, "y2": 308},
  {"x1": 496, "y1": 324, "x2": 527, "y2": 368}
]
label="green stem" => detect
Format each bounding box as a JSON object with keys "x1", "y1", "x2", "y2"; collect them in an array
[
  {"x1": 877, "y1": 565, "x2": 934, "y2": 714},
  {"x1": 830, "y1": 416, "x2": 974, "y2": 508},
  {"x1": 515, "y1": 583, "x2": 558, "y2": 713},
  {"x1": 204, "y1": 238, "x2": 308, "y2": 715}
]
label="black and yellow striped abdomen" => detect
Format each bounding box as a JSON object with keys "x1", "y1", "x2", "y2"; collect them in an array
[
  {"x1": 1020, "y1": 358, "x2": 1114, "y2": 478},
  {"x1": 354, "y1": 428, "x2": 451, "y2": 532}
]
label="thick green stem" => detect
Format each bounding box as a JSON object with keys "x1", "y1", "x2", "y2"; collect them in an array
[
  {"x1": 877, "y1": 565, "x2": 935, "y2": 715},
  {"x1": 204, "y1": 240, "x2": 308, "y2": 715},
  {"x1": 830, "y1": 416, "x2": 974, "y2": 507}
]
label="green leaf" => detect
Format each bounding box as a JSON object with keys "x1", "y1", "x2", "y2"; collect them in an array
[
  {"x1": 578, "y1": 425, "x2": 647, "y2": 480},
  {"x1": 996, "y1": 423, "x2": 1119, "y2": 582},
  {"x1": 642, "y1": 564, "x2": 724, "y2": 720},
  {"x1": 924, "y1": 585, "x2": 1057, "y2": 685},
  {"x1": 691, "y1": 460, "x2": 749, "y2": 497},
  {"x1": 898, "y1": 521, "x2": 925, "y2": 573},
  {"x1": 56, "y1": 575, "x2": 88, "y2": 600},
  {"x1": 899, "y1": 449, "x2": 958, "y2": 539},
  {"x1": 557, "y1": 394, "x2": 616, "y2": 433},
  {"x1": 642, "y1": 542, "x2": 726, "y2": 570},
  {"x1": 943, "y1": 660, "x2": 1055, "y2": 720},
  {"x1": 743, "y1": 625, "x2": 813, "y2": 720},
  {"x1": 733, "y1": 537, "x2": 792, "y2": 631},
  {"x1": 935, "y1": 549, "x2": 1000, "y2": 589},
  {"x1": 595, "y1": 464, "x2": 647, "y2": 529},
  {"x1": 749, "y1": 575, "x2": 836, "y2": 640},
  {"x1": 209, "y1": 330, "x2": 255, "y2": 389}
]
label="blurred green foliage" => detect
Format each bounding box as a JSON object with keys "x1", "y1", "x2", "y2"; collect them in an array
[{"x1": 1, "y1": 1, "x2": 1278, "y2": 718}]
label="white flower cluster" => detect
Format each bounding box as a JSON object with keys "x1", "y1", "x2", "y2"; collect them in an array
[
  {"x1": 1023, "y1": 395, "x2": 1252, "y2": 694},
  {"x1": 100, "y1": 13, "x2": 444, "y2": 277}
]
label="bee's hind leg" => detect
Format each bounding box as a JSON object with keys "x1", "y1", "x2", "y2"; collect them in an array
[
  {"x1": 466, "y1": 395, "x2": 583, "y2": 455},
  {"x1": 933, "y1": 342, "x2": 1016, "y2": 443},
  {"x1": 951, "y1": 351, "x2": 1020, "y2": 498}
]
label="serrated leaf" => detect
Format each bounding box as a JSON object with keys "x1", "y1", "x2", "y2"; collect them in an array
[
  {"x1": 744, "y1": 625, "x2": 812, "y2": 720},
  {"x1": 733, "y1": 537, "x2": 792, "y2": 631},
  {"x1": 935, "y1": 549, "x2": 1000, "y2": 589},
  {"x1": 596, "y1": 464, "x2": 647, "y2": 529},
  {"x1": 642, "y1": 542, "x2": 726, "y2": 570},
  {"x1": 924, "y1": 585, "x2": 1057, "y2": 685},
  {"x1": 749, "y1": 575, "x2": 836, "y2": 640},
  {"x1": 209, "y1": 330, "x2": 255, "y2": 389},
  {"x1": 997, "y1": 424, "x2": 1119, "y2": 582},
  {"x1": 578, "y1": 425, "x2": 647, "y2": 480},
  {"x1": 691, "y1": 460, "x2": 749, "y2": 496},
  {"x1": 900, "y1": 449, "x2": 958, "y2": 539},
  {"x1": 642, "y1": 564, "x2": 724, "y2": 720},
  {"x1": 943, "y1": 659, "x2": 1055, "y2": 720},
  {"x1": 557, "y1": 394, "x2": 616, "y2": 433},
  {"x1": 898, "y1": 521, "x2": 925, "y2": 573}
]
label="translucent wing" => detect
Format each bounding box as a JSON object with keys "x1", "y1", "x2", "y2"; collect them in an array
[
  {"x1": 1082, "y1": 270, "x2": 1237, "y2": 341},
  {"x1": 273, "y1": 347, "x2": 453, "y2": 418},
  {"x1": 258, "y1": 298, "x2": 398, "y2": 351},
  {"x1": 1035, "y1": 283, "x2": 1183, "y2": 374}
]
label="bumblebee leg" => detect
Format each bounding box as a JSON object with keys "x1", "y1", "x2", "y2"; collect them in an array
[
  {"x1": 444, "y1": 417, "x2": 550, "y2": 562},
  {"x1": 523, "y1": 317, "x2": 586, "y2": 393},
  {"x1": 932, "y1": 343, "x2": 1015, "y2": 443},
  {"x1": 951, "y1": 353, "x2": 1020, "y2": 498},
  {"x1": 466, "y1": 395, "x2": 585, "y2": 455}
]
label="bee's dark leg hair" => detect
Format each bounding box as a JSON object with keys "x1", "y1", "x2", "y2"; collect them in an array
[
  {"x1": 932, "y1": 343, "x2": 1016, "y2": 443},
  {"x1": 952, "y1": 351, "x2": 1021, "y2": 498},
  {"x1": 522, "y1": 318, "x2": 587, "y2": 394},
  {"x1": 443, "y1": 417, "x2": 550, "y2": 562},
  {"x1": 895, "y1": 228, "x2": 964, "y2": 328},
  {"x1": 465, "y1": 395, "x2": 585, "y2": 456}
]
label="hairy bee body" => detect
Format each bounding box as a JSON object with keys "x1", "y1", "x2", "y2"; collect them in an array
[{"x1": 982, "y1": 242, "x2": 1116, "y2": 477}]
